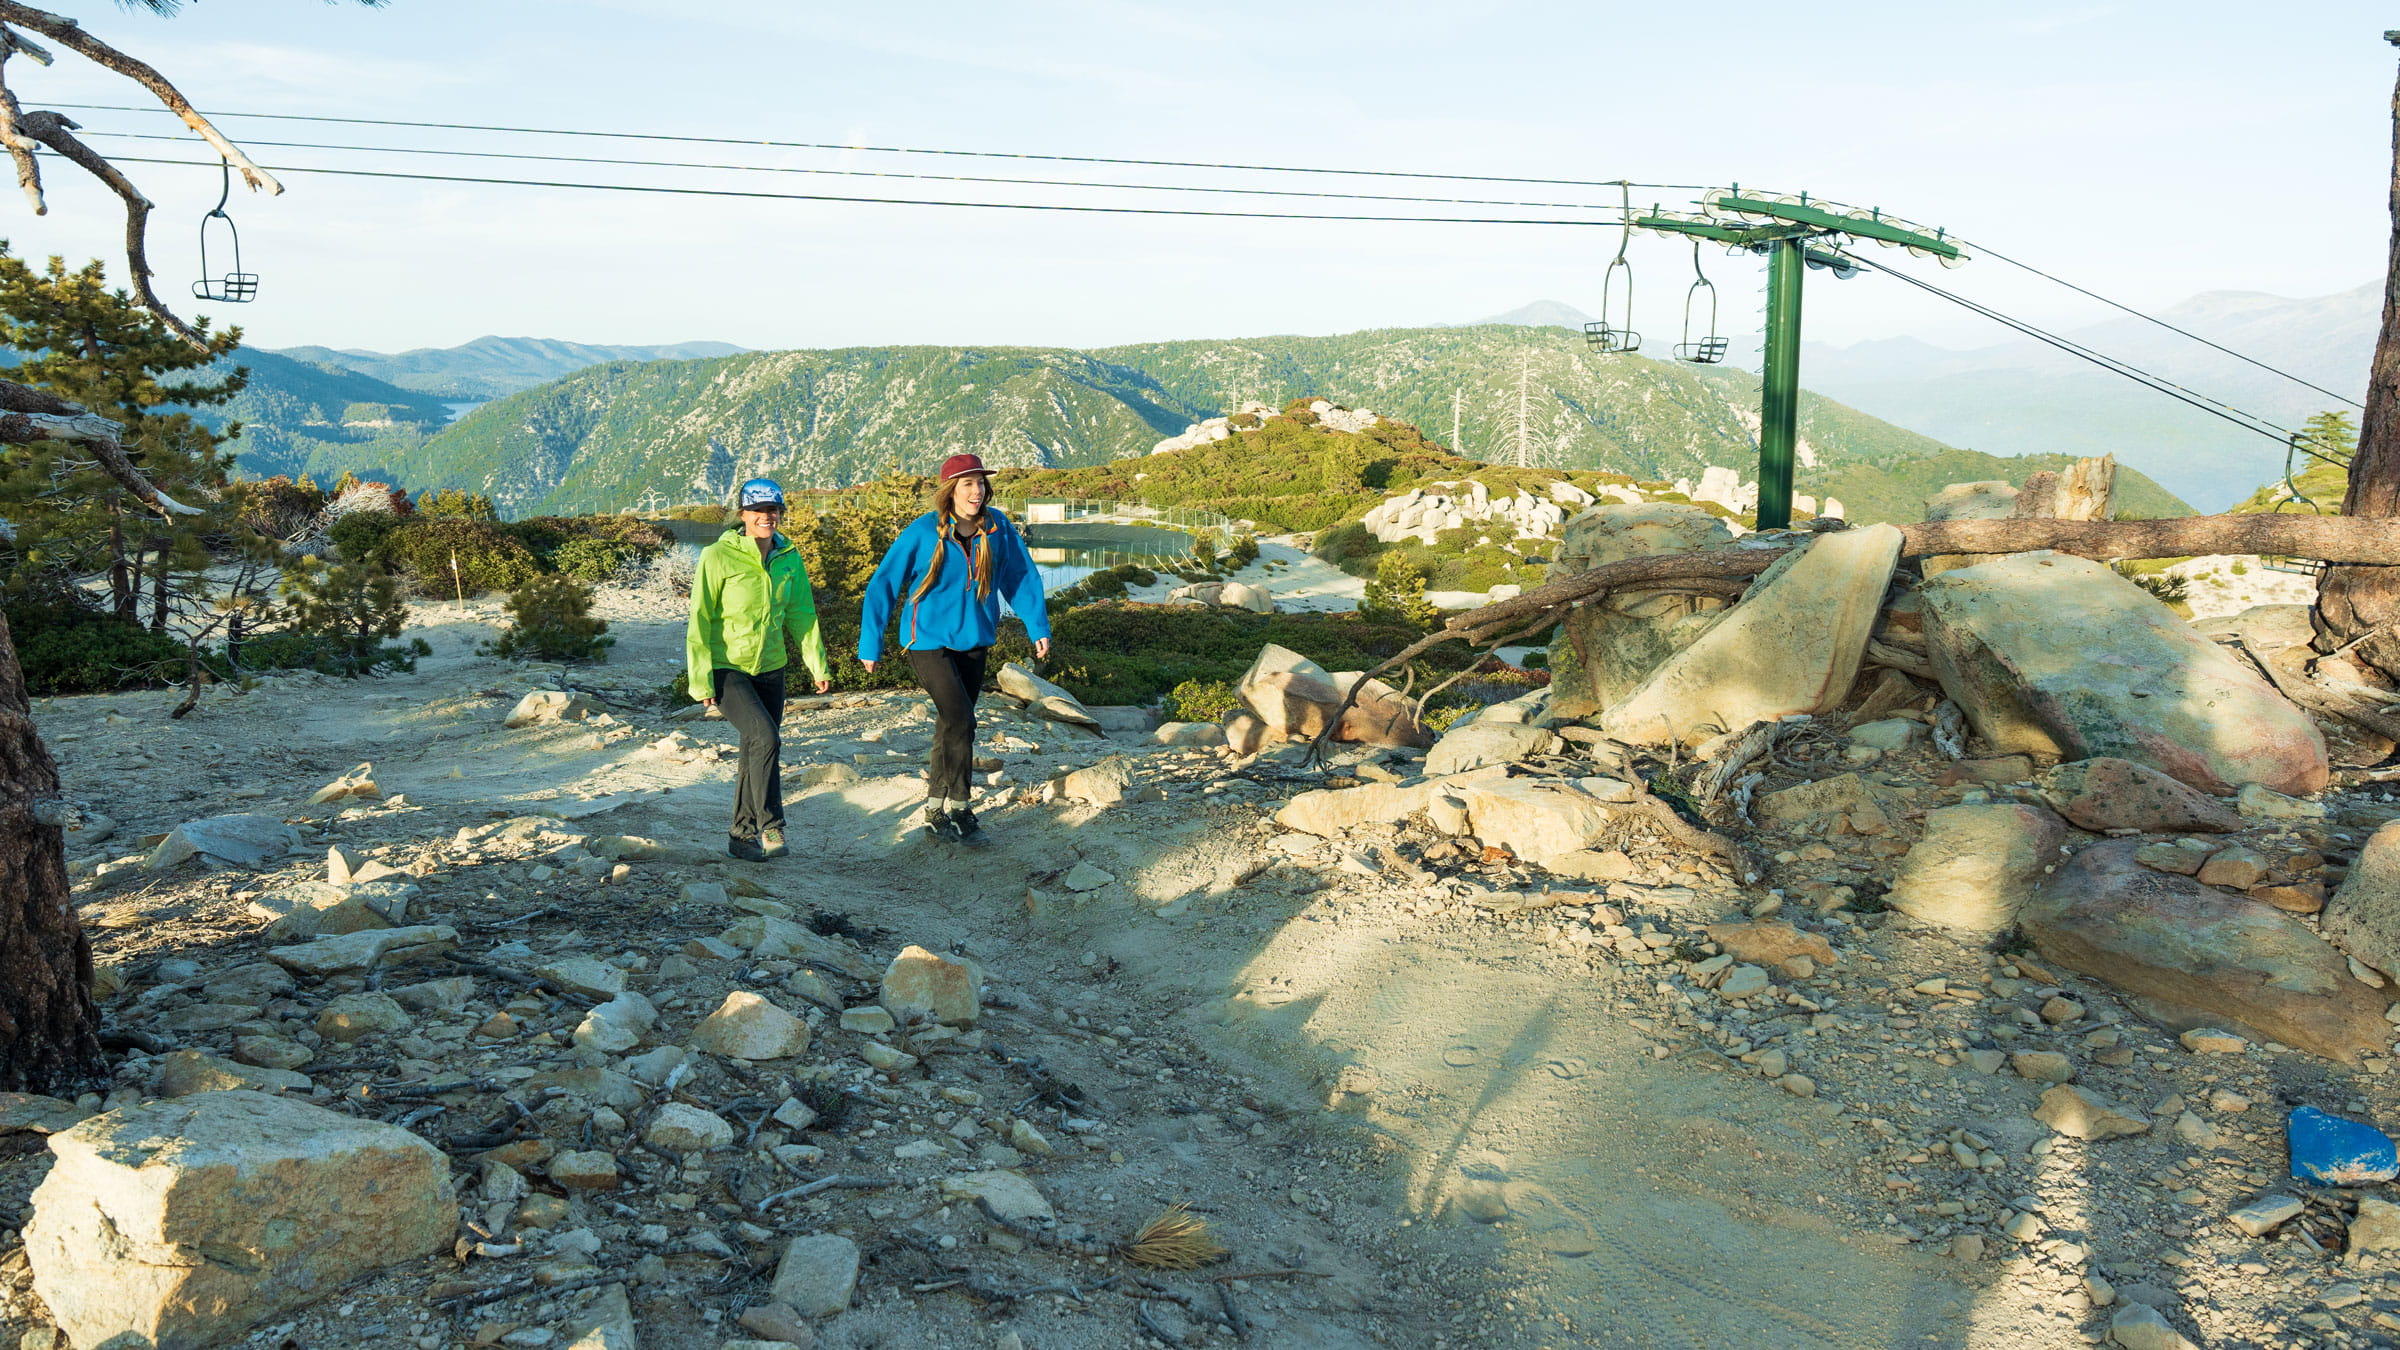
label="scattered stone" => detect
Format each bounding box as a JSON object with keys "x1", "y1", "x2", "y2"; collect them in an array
[
  {"x1": 2237, "y1": 782, "x2": 2327, "y2": 820},
  {"x1": 2197, "y1": 845, "x2": 2270, "y2": 890},
  {"x1": 719, "y1": 916, "x2": 874, "y2": 977},
  {"x1": 1885, "y1": 803, "x2": 2067, "y2": 932},
  {"x1": 840, "y1": 1006, "x2": 895, "y2": 1034},
  {"x1": 2033, "y1": 1084, "x2": 2151, "y2": 1140},
  {"x1": 1546, "y1": 848, "x2": 1637, "y2": 884},
  {"x1": 2173, "y1": 1113, "x2": 2223, "y2": 1149},
  {"x1": 1061, "y1": 861, "x2": 1116, "y2": 893},
  {"x1": 573, "y1": 992, "x2": 659, "y2": 1054},
  {"x1": 2226, "y1": 1194, "x2": 2304, "y2": 1237},
  {"x1": 2289, "y1": 1105, "x2": 2400, "y2": 1185},
  {"x1": 691, "y1": 992, "x2": 811, "y2": 1060},
  {"x1": 306, "y1": 761, "x2": 380, "y2": 805},
  {"x1": 2133, "y1": 840, "x2": 2216, "y2": 876},
  {"x1": 2107, "y1": 1302, "x2": 2198, "y2": 1350},
  {"x1": 314, "y1": 992, "x2": 410, "y2": 1043},
  {"x1": 1060, "y1": 756, "x2": 1136, "y2": 805},
  {"x1": 154, "y1": 1051, "x2": 307, "y2": 1097},
  {"x1": 1934, "y1": 755, "x2": 2035, "y2": 787},
  {"x1": 1425, "y1": 720, "x2": 1554, "y2": 777},
  {"x1": 2323, "y1": 820, "x2": 2400, "y2": 979},
  {"x1": 941, "y1": 1171, "x2": 1054, "y2": 1224},
  {"x1": 2348, "y1": 1195, "x2": 2400, "y2": 1263},
  {"x1": 534, "y1": 957, "x2": 627, "y2": 1001},
  {"x1": 1009, "y1": 1120, "x2": 1054, "y2": 1157},
  {"x1": 1756, "y1": 773, "x2": 1897, "y2": 835},
  {"x1": 860, "y1": 1042, "x2": 918, "y2": 1072},
  {"x1": 2253, "y1": 881, "x2": 2326, "y2": 914},
  {"x1": 505, "y1": 690, "x2": 597, "y2": 728},
  {"x1": 548, "y1": 1150, "x2": 620, "y2": 1190},
  {"x1": 2180, "y1": 1028, "x2": 2246, "y2": 1055},
  {"x1": 1966, "y1": 1050, "x2": 2007, "y2": 1075},
  {"x1": 1153, "y1": 721, "x2": 1224, "y2": 747},
  {"x1": 1456, "y1": 778, "x2": 1613, "y2": 864},
  {"x1": 735, "y1": 1303, "x2": 814, "y2": 1347},
  {"x1": 1705, "y1": 921, "x2": 1837, "y2": 969},
  {"x1": 2043, "y1": 757, "x2": 2243, "y2": 834},
  {"x1": 1275, "y1": 779, "x2": 1445, "y2": 838},
  {"x1": 799, "y1": 763, "x2": 859, "y2": 789},
  {"x1": 645, "y1": 1103, "x2": 735, "y2": 1154},
  {"x1": 880, "y1": 945, "x2": 980, "y2": 1026},
  {"x1": 24, "y1": 1091, "x2": 455, "y2": 1350},
  {"x1": 2021, "y1": 841, "x2": 2389, "y2": 1063},
  {"x1": 997, "y1": 661, "x2": 1102, "y2": 730},
  {"x1": 390, "y1": 976, "x2": 474, "y2": 1013},
  {"x1": 146, "y1": 814, "x2": 304, "y2": 871},
  {"x1": 1603, "y1": 525, "x2": 1903, "y2": 748},
  {"x1": 1716, "y1": 965, "x2": 1771, "y2": 1000},
  {"x1": 771, "y1": 1234, "x2": 860, "y2": 1317},
  {"x1": 2011, "y1": 1051, "x2": 2075, "y2": 1083},
  {"x1": 1846, "y1": 718, "x2": 1922, "y2": 755}
]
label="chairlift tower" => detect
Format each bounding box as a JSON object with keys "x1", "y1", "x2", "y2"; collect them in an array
[{"x1": 1590, "y1": 188, "x2": 1967, "y2": 529}]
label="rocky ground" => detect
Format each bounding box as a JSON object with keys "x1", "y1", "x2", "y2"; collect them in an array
[{"x1": 12, "y1": 571, "x2": 2400, "y2": 1350}]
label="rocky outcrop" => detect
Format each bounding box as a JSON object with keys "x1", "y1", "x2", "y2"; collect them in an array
[
  {"x1": 2040, "y1": 757, "x2": 2244, "y2": 834},
  {"x1": 1358, "y1": 478, "x2": 1567, "y2": 545},
  {"x1": 26, "y1": 1091, "x2": 456, "y2": 1350},
  {"x1": 2020, "y1": 841, "x2": 2386, "y2": 1062},
  {"x1": 1919, "y1": 553, "x2": 2327, "y2": 795},
  {"x1": 2321, "y1": 820, "x2": 2400, "y2": 977},
  {"x1": 1545, "y1": 503, "x2": 1739, "y2": 719},
  {"x1": 1602, "y1": 524, "x2": 1903, "y2": 748}
]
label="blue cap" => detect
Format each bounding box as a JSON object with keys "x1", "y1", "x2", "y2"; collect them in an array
[{"x1": 737, "y1": 478, "x2": 784, "y2": 510}]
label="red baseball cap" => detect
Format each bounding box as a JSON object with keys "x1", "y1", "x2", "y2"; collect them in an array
[{"x1": 939, "y1": 454, "x2": 995, "y2": 482}]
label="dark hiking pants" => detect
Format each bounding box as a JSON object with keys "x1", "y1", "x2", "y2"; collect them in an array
[
  {"x1": 712, "y1": 666, "x2": 786, "y2": 838},
  {"x1": 906, "y1": 646, "x2": 989, "y2": 801}
]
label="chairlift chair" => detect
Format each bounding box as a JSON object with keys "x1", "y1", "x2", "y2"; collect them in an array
[
  {"x1": 1673, "y1": 241, "x2": 1727, "y2": 364},
  {"x1": 1584, "y1": 183, "x2": 1640, "y2": 354},
  {"x1": 191, "y1": 160, "x2": 258, "y2": 304},
  {"x1": 2264, "y1": 430, "x2": 2330, "y2": 577}
]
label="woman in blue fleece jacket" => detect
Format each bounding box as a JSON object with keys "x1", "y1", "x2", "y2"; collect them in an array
[{"x1": 858, "y1": 453, "x2": 1051, "y2": 841}]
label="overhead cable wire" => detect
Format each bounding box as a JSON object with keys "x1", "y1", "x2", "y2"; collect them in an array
[
  {"x1": 74, "y1": 129, "x2": 1632, "y2": 212},
  {"x1": 49, "y1": 101, "x2": 1709, "y2": 192},
  {"x1": 1839, "y1": 249, "x2": 2351, "y2": 466},
  {"x1": 82, "y1": 152, "x2": 1625, "y2": 226},
  {"x1": 1801, "y1": 191, "x2": 2362, "y2": 413}
]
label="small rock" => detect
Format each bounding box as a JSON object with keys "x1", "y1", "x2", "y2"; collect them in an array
[
  {"x1": 572, "y1": 992, "x2": 658, "y2": 1054},
  {"x1": 2197, "y1": 846, "x2": 2270, "y2": 890},
  {"x1": 313, "y1": 992, "x2": 409, "y2": 1043},
  {"x1": 770, "y1": 1234, "x2": 860, "y2": 1317},
  {"x1": 2226, "y1": 1193, "x2": 2304, "y2": 1237},
  {"x1": 1009, "y1": 1119, "x2": 1054, "y2": 1157},
  {"x1": 859, "y1": 1042, "x2": 917, "y2": 1072},
  {"x1": 547, "y1": 1150, "x2": 620, "y2": 1190},
  {"x1": 2351, "y1": 1195, "x2": 2400, "y2": 1262},
  {"x1": 771, "y1": 1097, "x2": 818, "y2": 1132},
  {"x1": 690, "y1": 992, "x2": 811, "y2": 1060},
  {"x1": 2033, "y1": 1084, "x2": 2150, "y2": 1139},
  {"x1": 1716, "y1": 965, "x2": 1771, "y2": 1000},
  {"x1": 2133, "y1": 840, "x2": 2216, "y2": 876},
  {"x1": 1061, "y1": 861, "x2": 1116, "y2": 892},
  {"x1": 2179, "y1": 1028, "x2": 2247, "y2": 1054},
  {"x1": 1777, "y1": 1073, "x2": 1816, "y2": 1098},
  {"x1": 533, "y1": 958, "x2": 625, "y2": 1001},
  {"x1": 1965, "y1": 1049, "x2": 2007, "y2": 1075},
  {"x1": 678, "y1": 881, "x2": 729, "y2": 907},
  {"x1": 2108, "y1": 1302, "x2": 2198, "y2": 1350},
  {"x1": 644, "y1": 1103, "x2": 735, "y2": 1154},
  {"x1": 734, "y1": 1301, "x2": 814, "y2": 1347},
  {"x1": 880, "y1": 945, "x2": 980, "y2": 1026},
  {"x1": 2237, "y1": 782, "x2": 2326, "y2": 820},
  {"x1": 2010, "y1": 1051, "x2": 2075, "y2": 1083},
  {"x1": 839, "y1": 1006, "x2": 895, "y2": 1034},
  {"x1": 2038, "y1": 996, "x2": 2083, "y2": 1024},
  {"x1": 2172, "y1": 1112, "x2": 2222, "y2": 1149}
]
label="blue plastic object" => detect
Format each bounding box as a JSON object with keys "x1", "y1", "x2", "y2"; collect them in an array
[{"x1": 2288, "y1": 1105, "x2": 2399, "y2": 1185}]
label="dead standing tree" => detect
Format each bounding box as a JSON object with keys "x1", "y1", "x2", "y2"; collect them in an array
[
  {"x1": 0, "y1": 0, "x2": 371, "y2": 1093},
  {"x1": 2317, "y1": 36, "x2": 2400, "y2": 679}
]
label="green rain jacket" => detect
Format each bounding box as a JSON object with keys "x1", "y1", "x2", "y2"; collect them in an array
[{"x1": 685, "y1": 527, "x2": 830, "y2": 701}]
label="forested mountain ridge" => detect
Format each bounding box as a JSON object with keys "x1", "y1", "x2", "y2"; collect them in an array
[{"x1": 272, "y1": 335, "x2": 748, "y2": 400}]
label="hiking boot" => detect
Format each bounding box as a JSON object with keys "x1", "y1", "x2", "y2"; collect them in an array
[
  {"x1": 950, "y1": 806, "x2": 980, "y2": 840},
  {"x1": 922, "y1": 802, "x2": 960, "y2": 841},
  {"x1": 760, "y1": 827, "x2": 788, "y2": 859},
  {"x1": 728, "y1": 833, "x2": 767, "y2": 862}
]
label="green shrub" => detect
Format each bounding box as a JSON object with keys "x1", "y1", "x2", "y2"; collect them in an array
[
  {"x1": 380, "y1": 519, "x2": 543, "y2": 597},
  {"x1": 1228, "y1": 533, "x2": 1259, "y2": 568},
  {"x1": 327, "y1": 510, "x2": 403, "y2": 563},
  {"x1": 2111, "y1": 560, "x2": 2190, "y2": 606},
  {"x1": 1164, "y1": 678, "x2": 1240, "y2": 723},
  {"x1": 666, "y1": 503, "x2": 727, "y2": 523},
  {"x1": 5, "y1": 599, "x2": 184, "y2": 694},
  {"x1": 489, "y1": 574, "x2": 613, "y2": 662},
  {"x1": 1360, "y1": 551, "x2": 1439, "y2": 629},
  {"x1": 282, "y1": 556, "x2": 410, "y2": 677},
  {"x1": 415, "y1": 487, "x2": 496, "y2": 520},
  {"x1": 1423, "y1": 703, "x2": 1473, "y2": 734},
  {"x1": 220, "y1": 630, "x2": 420, "y2": 678},
  {"x1": 1082, "y1": 568, "x2": 1129, "y2": 599},
  {"x1": 552, "y1": 536, "x2": 638, "y2": 582}
]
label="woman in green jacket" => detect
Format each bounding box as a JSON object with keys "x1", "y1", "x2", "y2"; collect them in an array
[{"x1": 685, "y1": 478, "x2": 830, "y2": 860}]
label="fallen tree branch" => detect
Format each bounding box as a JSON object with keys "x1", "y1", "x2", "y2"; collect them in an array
[{"x1": 1899, "y1": 513, "x2": 2400, "y2": 565}]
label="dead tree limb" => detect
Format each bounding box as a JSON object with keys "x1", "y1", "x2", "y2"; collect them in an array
[
  {"x1": 12, "y1": 109, "x2": 202, "y2": 348},
  {"x1": 1900, "y1": 514, "x2": 2400, "y2": 565},
  {"x1": 0, "y1": 45, "x2": 45, "y2": 214}
]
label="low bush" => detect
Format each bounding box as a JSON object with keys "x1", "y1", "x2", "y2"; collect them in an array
[
  {"x1": 220, "y1": 630, "x2": 422, "y2": 678},
  {"x1": 552, "y1": 535, "x2": 640, "y2": 582},
  {"x1": 489, "y1": 574, "x2": 613, "y2": 663},
  {"x1": 6, "y1": 599, "x2": 184, "y2": 694},
  {"x1": 1163, "y1": 678, "x2": 1240, "y2": 723},
  {"x1": 327, "y1": 510, "x2": 404, "y2": 564},
  {"x1": 378, "y1": 518, "x2": 543, "y2": 597}
]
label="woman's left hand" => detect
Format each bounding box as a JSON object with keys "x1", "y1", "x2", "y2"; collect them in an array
[
  {"x1": 814, "y1": 679, "x2": 832, "y2": 694},
  {"x1": 1034, "y1": 638, "x2": 1051, "y2": 660}
]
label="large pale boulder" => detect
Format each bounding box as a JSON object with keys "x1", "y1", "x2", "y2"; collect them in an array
[
  {"x1": 1545, "y1": 503, "x2": 1738, "y2": 718},
  {"x1": 26, "y1": 1091, "x2": 455, "y2": 1350},
  {"x1": 691, "y1": 991, "x2": 812, "y2": 1060},
  {"x1": 146, "y1": 814, "x2": 303, "y2": 871},
  {"x1": 1237, "y1": 645, "x2": 1345, "y2": 739},
  {"x1": 1457, "y1": 779, "x2": 1612, "y2": 863},
  {"x1": 1886, "y1": 804, "x2": 2067, "y2": 931},
  {"x1": 881, "y1": 945, "x2": 981, "y2": 1026},
  {"x1": 266, "y1": 924, "x2": 458, "y2": 978},
  {"x1": 1919, "y1": 553, "x2": 2327, "y2": 795},
  {"x1": 2322, "y1": 819, "x2": 2400, "y2": 976},
  {"x1": 1602, "y1": 525, "x2": 1903, "y2": 748},
  {"x1": 1425, "y1": 720, "x2": 1553, "y2": 776},
  {"x1": 1276, "y1": 780, "x2": 1442, "y2": 837},
  {"x1": 2020, "y1": 841, "x2": 2386, "y2": 1062},
  {"x1": 1220, "y1": 581, "x2": 1274, "y2": 613}
]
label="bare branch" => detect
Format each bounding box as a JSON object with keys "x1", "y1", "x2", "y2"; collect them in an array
[
  {"x1": 0, "y1": 377, "x2": 195, "y2": 516},
  {"x1": 0, "y1": 42, "x2": 46, "y2": 213},
  {"x1": 0, "y1": 1, "x2": 279, "y2": 194},
  {"x1": 13, "y1": 109, "x2": 207, "y2": 350}
]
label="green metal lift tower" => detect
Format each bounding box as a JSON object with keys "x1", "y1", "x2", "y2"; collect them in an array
[{"x1": 1604, "y1": 189, "x2": 1966, "y2": 530}]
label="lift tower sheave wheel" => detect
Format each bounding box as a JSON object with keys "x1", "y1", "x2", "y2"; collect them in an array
[{"x1": 1629, "y1": 188, "x2": 1965, "y2": 529}]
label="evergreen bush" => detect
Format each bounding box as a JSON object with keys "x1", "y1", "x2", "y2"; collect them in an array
[
  {"x1": 5, "y1": 598, "x2": 184, "y2": 694},
  {"x1": 1359, "y1": 551, "x2": 1439, "y2": 629},
  {"x1": 278, "y1": 556, "x2": 412, "y2": 675},
  {"x1": 489, "y1": 574, "x2": 613, "y2": 662},
  {"x1": 379, "y1": 518, "x2": 543, "y2": 596},
  {"x1": 1163, "y1": 678, "x2": 1240, "y2": 723}
]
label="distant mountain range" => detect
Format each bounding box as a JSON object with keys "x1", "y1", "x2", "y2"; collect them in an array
[
  {"x1": 269, "y1": 335, "x2": 748, "y2": 400},
  {"x1": 209, "y1": 325, "x2": 2185, "y2": 525},
  {"x1": 1461, "y1": 284, "x2": 2374, "y2": 511}
]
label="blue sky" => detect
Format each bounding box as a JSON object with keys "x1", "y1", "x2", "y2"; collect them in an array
[{"x1": 0, "y1": 1, "x2": 2390, "y2": 354}]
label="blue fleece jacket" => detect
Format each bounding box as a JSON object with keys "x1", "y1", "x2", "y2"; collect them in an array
[{"x1": 857, "y1": 510, "x2": 1050, "y2": 660}]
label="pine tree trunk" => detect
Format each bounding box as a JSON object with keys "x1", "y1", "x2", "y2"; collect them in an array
[
  {"x1": 0, "y1": 608, "x2": 103, "y2": 1093},
  {"x1": 148, "y1": 539, "x2": 167, "y2": 632},
  {"x1": 108, "y1": 507, "x2": 133, "y2": 619},
  {"x1": 2316, "y1": 54, "x2": 2400, "y2": 678}
]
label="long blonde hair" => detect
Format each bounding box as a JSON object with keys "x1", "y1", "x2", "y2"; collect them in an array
[{"x1": 908, "y1": 475, "x2": 997, "y2": 605}]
